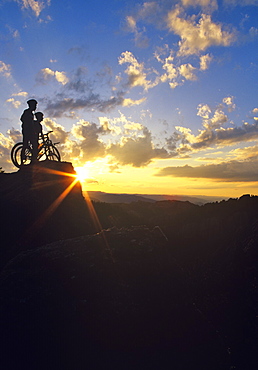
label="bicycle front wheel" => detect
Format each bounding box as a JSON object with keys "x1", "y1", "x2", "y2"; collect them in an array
[
  {"x1": 47, "y1": 152, "x2": 60, "y2": 161},
  {"x1": 51, "y1": 145, "x2": 61, "y2": 161}
]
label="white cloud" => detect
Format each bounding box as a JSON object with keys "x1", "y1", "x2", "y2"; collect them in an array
[
  {"x1": 0, "y1": 129, "x2": 21, "y2": 170},
  {"x1": 160, "y1": 54, "x2": 178, "y2": 83},
  {"x1": 204, "y1": 108, "x2": 228, "y2": 129},
  {"x1": 229, "y1": 145, "x2": 258, "y2": 160},
  {"x1": 118, "y1": 51, "x2": 156, "y2": 90},
  {"x1": 55, "y1": 71, "x2": 69, "y2": 85},
  {"x1": 164, "y1": 98, "x2": 258, "y2": 157},
  {"x1": 36, "y1": 67, "x2": 69, "y2": 85},
  {"x1": 200, "y1": 53, "x2": 212, "y2": 70},
  {"x1": 70, "y1": 120, "x2": 107, "y2": 162},
  {"x1": 181, "y1": 0, "x2": 218, "y2": 11},
  {"x1": 12, "y1": 91, "x2": 28, "y2": 97},
  {"x1": 178, "y1": 63, "x2": 197, "y2": 80},
  {"x1": 223, "y1": 96, "x2": 236, "y2": 112},
  {"x1": 0, "y1": 61, "x2": 11, "y2": 78},
  {"x1": 6, "y1": 98, "x2": 21, "y2": 109},
  {"x1": 197, "y1": 104, "x2": 212, "y2": 119},
  {"x1": 122, "y1": 97, "x2": 146, "y2": 107},
  {"x1": 19, "y1": 0, "x2": 50, "y2": 17},
  {"x1": 167, "y1": 6, "x2": 236, "y2": 56},
  {"x1": 107, "y1": 127, "x2": 170, "y2": 167}
]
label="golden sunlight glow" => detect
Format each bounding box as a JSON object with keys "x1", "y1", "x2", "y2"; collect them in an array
[
  {"x1": 77, "y1": 157, "x2": 258, "y2": 198},
  {"x1": 75, "y1": 166, "x2": 90, "y2": 183}
]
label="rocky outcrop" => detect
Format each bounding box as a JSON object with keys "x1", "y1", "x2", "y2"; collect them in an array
[{"x1": 0, "y1": 161, "x2": 91, "y2": 268}]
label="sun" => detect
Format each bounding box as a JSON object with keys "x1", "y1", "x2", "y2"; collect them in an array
[{"x1": 74, "y1": 166, "x2": 90, "y2": 183}]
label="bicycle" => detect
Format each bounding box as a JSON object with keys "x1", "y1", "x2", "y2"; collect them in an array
[{"x1": 11, "y1": 131, "x2": 61, "y2": 168}]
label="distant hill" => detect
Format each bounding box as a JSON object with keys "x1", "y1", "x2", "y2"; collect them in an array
[{"x1": 85, "y1": 190, "x2": 226, "y2": 205}]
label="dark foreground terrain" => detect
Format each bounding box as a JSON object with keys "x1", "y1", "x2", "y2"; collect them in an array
[{"x1": 0, "y1": 162, "x2": 257, "y2": 369}]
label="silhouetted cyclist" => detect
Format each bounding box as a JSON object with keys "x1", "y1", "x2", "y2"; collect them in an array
[
  {"x1": 20, "y1": 99, "x2": 38, "y2": 163},
  {"x1": 34, "y1": 112, "x2": 44, "y2": 154}
]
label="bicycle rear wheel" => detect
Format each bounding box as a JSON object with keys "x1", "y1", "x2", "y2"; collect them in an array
[
  {"x1": 11, "y1": 143, "x2": 32, "y2": 167},
  {"x1": 16, "y1": 145, "x2": 32, "y2": 167},
  {"x1": 11, "y1": 142, "x2": 23, "y2": 167}
]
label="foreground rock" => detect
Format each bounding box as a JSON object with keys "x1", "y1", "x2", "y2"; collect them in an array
[{"x1": 0, "y1": 227, "x2": 230, "y2": 370}]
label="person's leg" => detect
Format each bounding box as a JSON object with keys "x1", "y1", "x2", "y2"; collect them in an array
[
  {"x1": 30, "y1": 135, "x2": 38, "y2": 162},
  {"x1": 21, "y1": 129, "x2": 29, "y2": 162}
]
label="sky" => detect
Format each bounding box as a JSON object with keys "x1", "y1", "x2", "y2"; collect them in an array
[{"x1": 0, "y1": 0, "x2": 258, "y2": 199}]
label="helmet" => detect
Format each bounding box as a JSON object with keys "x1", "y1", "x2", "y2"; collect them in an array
[{"x1": 27, "y1": 99, "x2": 38, "y2": 106}]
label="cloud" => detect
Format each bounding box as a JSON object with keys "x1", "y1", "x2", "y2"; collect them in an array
[
  {"x1": 18, "y1": 0, "x2": 50, "y2": 17},
  {"x1": 164, "y1": 98, "x2": 258, "y2": 156},
  {"x1": 7, "y1": 128, "x2": 22, "y2": 143},
  {"x1": 5, "y1": 92, "x2": 29, "y2": 109},
  {"x1": 167, "y1": 5, "x2": 236, "y2": 56},
  {"x1": 125, "y1": 15, "x2": 149, "y2": 48},
  {"x1": 229, "y1": 145, "x2": 258, "y2": 160},
  {"x1": 36, "y1": 68, "x2": 69, "y2": 85},
  {"x1": 107, "y1": 127, "x2": 171, "y2": 167},
  {"x1": 40, "y1": 65, "x2": 130, "y2": 117},
  {"x1": 44, "y1": 92, "x2": 125, "y2": 117},
  {"x1": 197, "y1": 104, "x2": 212, "y2": 119},
  {"x1": 154, "y1": 48, "x2": 215, "y2": 89},
  {"x1": 178, "y1": 63, "x2": 197, "y2": 80},
  {"x1": 118, "y1": 51, "x2": 157, "y2": 90},
  {"x1": 0, "y1": 129, "x2": 21, "y2": 170},
  {"x1": 202, "y1": 108, "x2": 228, "y2": 129},
  {"x1": 181, "y1": 0, "x2": 218, "y2": 11},
  {"x1": 0, "y1": 61, "x2": 11, "y2": 78},
  {"x1": 194, "y1": 121, "x2": 258, "y2": 149},
  {"x1": 122, "y1": 97, "x2": 146, "y2": 107},
  {"x1": 42, "y1": 118, "x2": 69, "y2": 144},
  {"x1": 60, "y1": 113, "x2": 173, "y2": 168},
  {"x1": 0, "y1": 133, "x2": 12, "y2": 160},
  {"x1": 222, "y1": 96, "x2": 236, "y2": 112},
  {"x1": 6, "y1": 98, "x2": 21, "y2": 109},
  {"x1": 124, "y1": 2, "x2": 163, "y2": 47},
  {"x1": 71, "y1": 120, "x2": 107, "y2": 161},
  {"x1": 12, "y1": 91, "x2": 28, "y2": 97},
  {"x1": 155, "y1": 158, "x2": 258, "y2": 182},
  {"x1": 199, "y1": 53, "x2": 212, "y2": 70}
]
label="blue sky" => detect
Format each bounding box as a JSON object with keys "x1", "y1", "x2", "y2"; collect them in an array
[{"x1": 0, "y1": 0, "x2": 258, "y2": 198}]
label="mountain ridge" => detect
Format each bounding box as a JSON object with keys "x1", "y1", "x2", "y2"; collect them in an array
[{"x1": 85, "y1": 190, "x2": 227, "y2": 205}]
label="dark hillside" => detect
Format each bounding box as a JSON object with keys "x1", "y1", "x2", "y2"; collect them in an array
[{"x1": 0, "y1": 164, "x2": 257, "y2": 369}]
